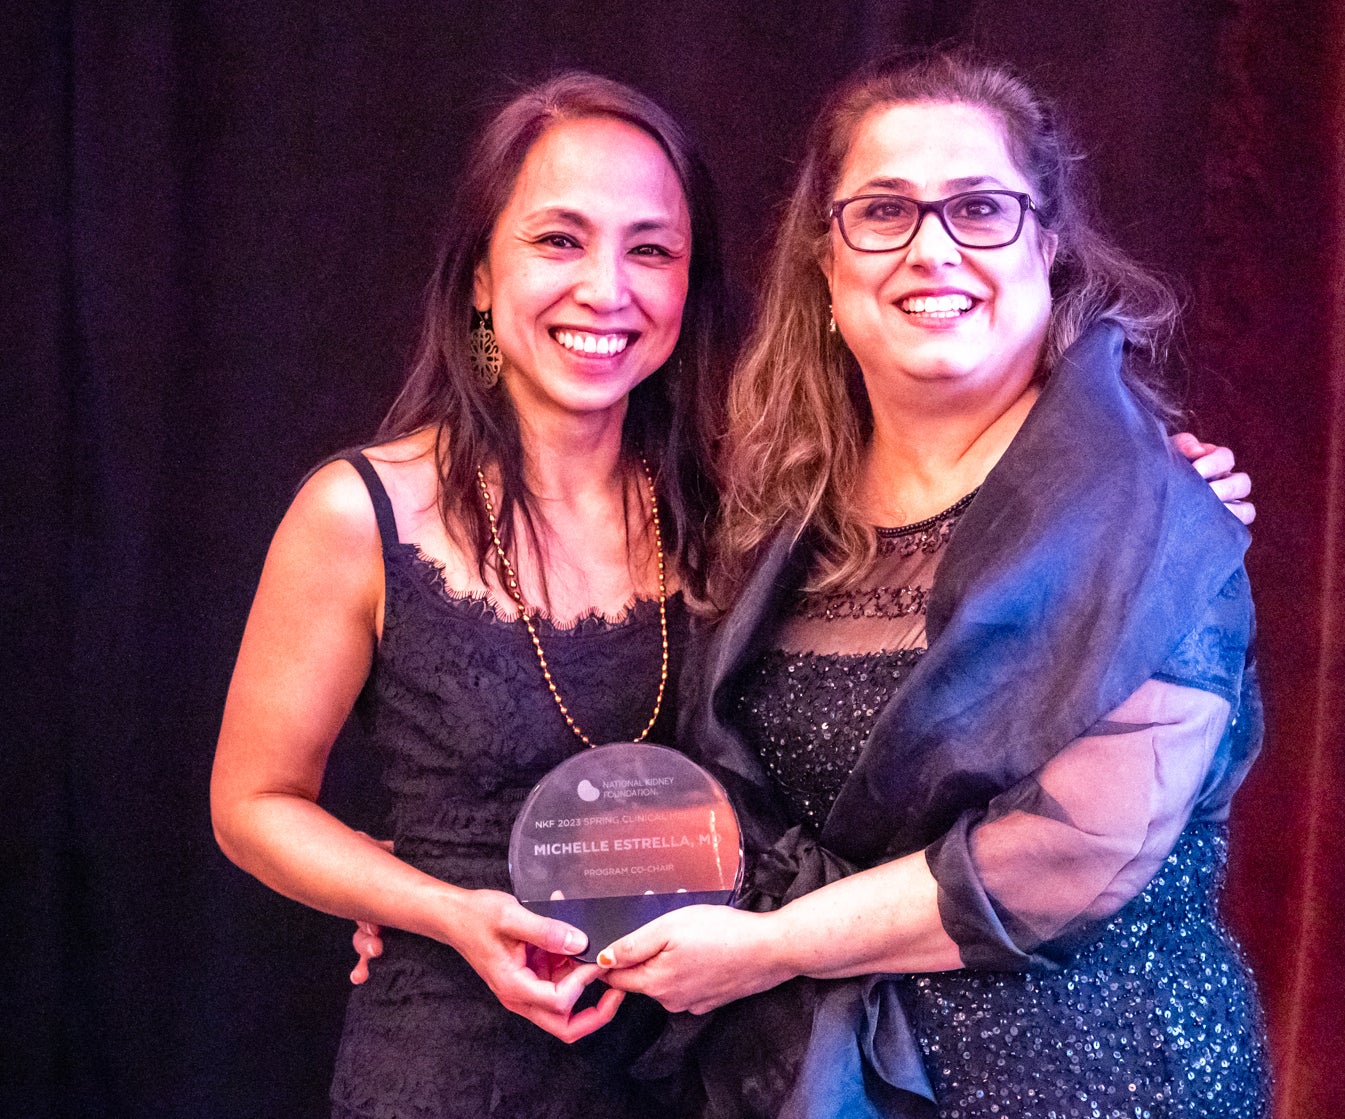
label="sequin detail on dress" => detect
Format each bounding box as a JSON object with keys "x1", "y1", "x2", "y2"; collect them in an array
[
  {"x1": 736, "y1": 648, "x2": 922, "y2": 831},
  {"x1": 874, "y1": 489, "x2": 977, "y2": 554},
  {"x1": 730, "y1": 490, "x2": 1269, "y2": 1117},
  {"x1": 734, "y1": 492, "x2": 972, "y2": 831},
  {"x1": 899, "y1": 825, "x2": 1268, "y2": 1118}
]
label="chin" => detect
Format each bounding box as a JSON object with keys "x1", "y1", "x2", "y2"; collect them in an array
[
  {"x1": 554, "y1": 381, "x2": 643, "y2": 418},
  {"x1": 894, "y1": 352, "x2": 982, "y2": 384},
  {"x1": 902, "y1": 336, "x2": 1041, "y2": 388}
]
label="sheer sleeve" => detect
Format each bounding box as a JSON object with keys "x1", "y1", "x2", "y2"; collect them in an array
[{"x1": 926, "y1": 678, "x2": 1231, "y2": 969}]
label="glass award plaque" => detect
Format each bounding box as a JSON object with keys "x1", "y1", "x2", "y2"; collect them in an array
[{"x1": 509, "y1": 743, "x2": 744, "y2": 963}]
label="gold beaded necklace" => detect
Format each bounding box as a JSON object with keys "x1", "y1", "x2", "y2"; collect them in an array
[{"x1": 475, "y1": 458, "x2": 669, "y2": 748}]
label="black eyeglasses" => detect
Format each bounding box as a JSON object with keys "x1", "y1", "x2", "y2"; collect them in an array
[{"x1": 828, "y1": 190, "x2": 1041, "y2": 252}]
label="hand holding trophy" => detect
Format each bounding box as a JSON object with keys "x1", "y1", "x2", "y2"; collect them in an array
[{"x1": 509, "y1": 743, "x2": 743, "y2": 962}]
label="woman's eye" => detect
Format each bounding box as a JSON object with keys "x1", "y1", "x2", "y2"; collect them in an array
[
  {"x1": 952, "y1": 195, "x2": 1004, "y2": 219},
  {"x1": 538, "y1": 233, "x2": 580, "y2": 249},
  {"x1": 860, "y1": 198, "x2": 916, "y2": 224},
  {"x1": 631, "y1": 243, "x2": 674, "y2": 258}
]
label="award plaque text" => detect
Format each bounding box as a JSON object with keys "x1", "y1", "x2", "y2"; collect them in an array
[{"x1": 509, "y1": 743, "x2": 744, "y2": 962}]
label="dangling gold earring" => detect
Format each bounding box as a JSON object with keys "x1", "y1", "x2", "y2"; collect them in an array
[{"x1": 469, "y1": 309, "x2": 502, "y2": 387}]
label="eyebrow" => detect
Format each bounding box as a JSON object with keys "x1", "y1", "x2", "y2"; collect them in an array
[
  {"x1": 850, "y1": 175, "x2": 1008, "y2": 195},
  {"x1": 524, "y1": 206, "x2": 684, "y2": 235}
]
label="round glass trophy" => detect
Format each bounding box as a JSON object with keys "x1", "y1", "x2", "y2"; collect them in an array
[{"x1": 509, "y1": 743, "x2": 744, "y2": 963}]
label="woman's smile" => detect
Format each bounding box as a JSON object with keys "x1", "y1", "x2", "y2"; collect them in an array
[
  {"x1": 550, "y1": 328, "x2": 635, "y2": 356},
  {"x1": 896, "y1": 288, "x2": 979, "y2": 321}
]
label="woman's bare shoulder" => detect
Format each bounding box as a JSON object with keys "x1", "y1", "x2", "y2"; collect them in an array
[
  {"x1": 283, "y1": 458, "x2": 386, "y2": 567},
  {"x1": 349, "y1": 426, "x2": 472, "y2": 571},
  {"x1": 360, "y1": 425, "x2": 438, "y2": 470},
  {"x1": 357, "y1": 428, "x2": 444, "y2": 515}
]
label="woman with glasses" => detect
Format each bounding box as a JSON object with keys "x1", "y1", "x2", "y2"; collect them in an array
[{"x1": 597, "y1": 48, "x2": 1270, "y2": 1118}]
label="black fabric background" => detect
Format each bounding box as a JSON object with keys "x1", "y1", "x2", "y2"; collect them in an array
[{"x1": 4, "y1": 3, "x2": 1341, "y2": 1116}]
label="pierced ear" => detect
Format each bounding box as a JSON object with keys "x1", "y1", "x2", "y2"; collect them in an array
[
  {"x1": 814, "y1": 273, "x2": 835, "y2": 338},
  {"x1": 472, "y1": 260, "x2": 491, "y2": 311}
]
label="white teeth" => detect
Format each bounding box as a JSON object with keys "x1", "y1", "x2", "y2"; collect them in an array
[
  {"x1": 900, "y1": 294, "x2": 974, "y2": 316},
  {"x1": 555, "y1": 330, "x2": 629, "y2": 355}
]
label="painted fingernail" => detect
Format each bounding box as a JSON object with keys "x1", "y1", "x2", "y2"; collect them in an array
[{"x1": 596, "y1": 949, "x2": 615, "y2": 967}]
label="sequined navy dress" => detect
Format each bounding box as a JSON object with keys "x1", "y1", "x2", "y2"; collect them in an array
[
  {"x1": 676, "y1": 324, "x2": 1270, "y2": 1119},
  {"x1": 328, "y1": 452, "x2": 681, "y2": 1119},
  {"x1": 727, "y1": 497, "x2": 1268, "y2": 1118}
]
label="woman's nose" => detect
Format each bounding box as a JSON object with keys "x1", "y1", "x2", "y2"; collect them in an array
[
  {"x1": 575, "y1": 249, "x2": 632, "y2": 311},
  {"x1": 904, "y1": 210, "x2": 963, "y2": 269}
]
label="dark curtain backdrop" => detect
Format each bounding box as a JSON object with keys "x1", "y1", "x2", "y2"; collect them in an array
[{"x1": 3, "y1": 3, "x2": 1341, "y2": 1117}]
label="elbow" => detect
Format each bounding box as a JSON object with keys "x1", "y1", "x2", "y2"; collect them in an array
[
  {"x1": 1097, "y1": 824, "x2": 1150, "y2": 871},
  {"x1": 209, "y1": 784, "x2": 247, "y2": 868},
  {"x1": 208, "y1": 769, "x2": 322, "y2": 878},
  {"x1": 209, "y1": 762, "x2": 267, "y2": 872},
  {"x1": 211, "y1": 811, "x2": 238, "y2": 864}
]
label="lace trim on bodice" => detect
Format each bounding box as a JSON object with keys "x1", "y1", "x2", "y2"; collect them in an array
[
  {"x1": 793, "y1": 489, "x2": 977, "y2": 622},
  {"x1": 795, "y1": 584, "x2": 931, "y2": 622},
  {"x1": 393, "y1": 542, "x2": 667, "y2": 635},
  {"x1": 365, "y1": 541, "x2": 689, "y2": 873}
]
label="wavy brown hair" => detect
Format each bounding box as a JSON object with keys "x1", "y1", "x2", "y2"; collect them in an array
[
  {"x1": 714, "y1": 46, "x2": 1181, "y2": 603},
  {"x1": 379, "y1": 72, "x2": 731, "y2": 603}
]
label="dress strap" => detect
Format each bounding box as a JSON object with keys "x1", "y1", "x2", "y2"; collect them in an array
[{"x1": 341, "y1": 451, "x2": 400, "y2": 549}]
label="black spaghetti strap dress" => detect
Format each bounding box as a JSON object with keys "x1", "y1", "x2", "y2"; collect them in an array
[{"x1": 329, "y1": 452, "x2": 686, "y2": 1119}]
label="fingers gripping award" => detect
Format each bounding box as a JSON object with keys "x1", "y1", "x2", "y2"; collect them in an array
[{"x1": 509, "y1": 744, "x2": 743, "y2": 962}]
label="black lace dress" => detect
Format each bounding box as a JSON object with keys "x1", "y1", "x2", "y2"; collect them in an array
[
  {"x1": 726, "y1": 495, "x2": 1269, "y2": 1118},
  {"x1": 329, "y1": 453, "x2": 684, "y2": 1119}
]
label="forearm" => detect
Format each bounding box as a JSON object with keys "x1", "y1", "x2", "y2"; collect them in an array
[
  {"x1": 212, "y1": 790, "x2": 466, "y2": 947},
  {"x1": 772, "y1": 849, "x2": 962, "y2": 979},
  {"x1": 216, "y1": 787, "x2": 621, "y2": 1040},
  {"x1": 598, "y1": 848, "x2": 964, "y2": 1013}
]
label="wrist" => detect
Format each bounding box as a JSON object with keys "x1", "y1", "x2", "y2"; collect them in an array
[
  {"x1": 757, "y1": 905, "x2": 807, "y2": 984},
  {"x1": 410, "y1": 878, "x2": 476, "y2": 948}
]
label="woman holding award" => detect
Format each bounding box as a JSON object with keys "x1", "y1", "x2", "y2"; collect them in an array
[
  {"x1": 596, "y1": 49, "x2": 1270, "y2": 1118},
  {"x1": 210, "y1": 73, "x2": 731, "y2": 1118}
]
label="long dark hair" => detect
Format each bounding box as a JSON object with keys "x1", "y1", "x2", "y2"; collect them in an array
[
  {"x1": 715, "y1": 46, "x2": 1181, "y2": 601},
  {"x1": 380, "y1": 72, "x2": 730, "y2": 602}
]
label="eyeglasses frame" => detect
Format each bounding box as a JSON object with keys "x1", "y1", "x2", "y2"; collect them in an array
[{"x1": 828, "y1": 189, "x2": 1041, "y2": 253}]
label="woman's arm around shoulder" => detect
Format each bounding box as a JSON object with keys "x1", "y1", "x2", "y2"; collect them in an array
[{"x1": 1173, "y1": 433, "x2": 1255, "y2": 525}]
